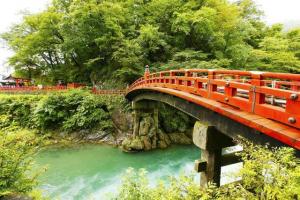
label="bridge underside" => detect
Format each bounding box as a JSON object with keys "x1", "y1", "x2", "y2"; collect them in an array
[{"x1": 127, "y1": 89, "x2": 295, "y2": 150}]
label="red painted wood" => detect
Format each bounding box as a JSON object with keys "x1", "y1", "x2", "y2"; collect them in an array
[
  {"x1": 127, "y1": 69, "x2": 300, "y2": 149},
  {"x1": 0, "y1": 86, "x2": 125, "y2": 95}
]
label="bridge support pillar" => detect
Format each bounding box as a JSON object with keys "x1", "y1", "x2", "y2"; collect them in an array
[
  {"x1": 121, "y1": 100, "x2": 160, "y2": 152},
  {"x1": 132, "y1": 109, "x2": 140, "y2": 137},
  {"x1": 193, "y1": 121, "x2": 236, "y2": 187},
  {"x1": 132, "y1": 100, "x2": 159, "y2": 137}
]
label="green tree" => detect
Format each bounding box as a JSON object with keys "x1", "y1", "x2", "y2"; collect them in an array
[
  {"x1": 0, "y1": 129, "x2": 41, "y2": 197},
  {"x1": 2, "y1": 0, "x2": 299, "y2": 85},
  {"x1": 246, "y1": 25, "x2": 300, "y2": 73}
]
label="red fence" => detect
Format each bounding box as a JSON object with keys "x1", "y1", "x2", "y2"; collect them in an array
[
  {"x1": 128, "y1": 69, "x2": 300, "y2": 130},
  {"x1": 0, "y1": 85, "x2": 68, "y2": 92},
  {"x1": 0, "y1": 85, "x2": 126, "y2": 95}
]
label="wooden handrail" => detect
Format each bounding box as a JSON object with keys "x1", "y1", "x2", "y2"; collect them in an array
[{"x1": 127, "y1": 69, "x2": 300, "y2": 130}]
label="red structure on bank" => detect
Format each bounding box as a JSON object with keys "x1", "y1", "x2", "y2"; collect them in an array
[{"x1": 1, "y1": 75, "x2": 31, "y2": 87}]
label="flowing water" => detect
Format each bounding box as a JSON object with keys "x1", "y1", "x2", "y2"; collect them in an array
[{"x1": 35, "y1": 144, "x2": 200, "y2": 200}]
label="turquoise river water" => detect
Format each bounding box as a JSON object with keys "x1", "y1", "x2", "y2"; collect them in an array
[{"x1": 35, "y1": 144, "x2": 200, "y2": 200}]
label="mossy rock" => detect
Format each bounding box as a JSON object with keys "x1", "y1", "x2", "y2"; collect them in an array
[{"x1": 121, "y1": 137, "x2": 144, "y2": 152}]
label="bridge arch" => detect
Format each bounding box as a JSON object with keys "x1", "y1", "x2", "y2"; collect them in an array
[
  {"x1": 125, "y1": 68, "x2": 300, "y2": 150},
  {"x1": 126, "y1": 89, "x2": 287, "y2": 148}
]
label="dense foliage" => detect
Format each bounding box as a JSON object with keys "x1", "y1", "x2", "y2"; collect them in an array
[
  {"x1": 115, "y1": 142, "x2": 300, "y2": 200},
  {"x1": 0, "y1": 90, "x2": 127, "y2": 133},
  {"x1": 0, "y1": 128, "x2": 41, "y2": 197},
  {"x1": 2, "y1": 0, "x2": 300, "y2": 85},
  {"x1": 158, "y1": 103, "x2": 195, "y2": 133}
]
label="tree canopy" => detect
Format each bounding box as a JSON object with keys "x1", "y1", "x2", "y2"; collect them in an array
[{"x1": 2, "y1": 0, "x2": 300, "y2": 86}]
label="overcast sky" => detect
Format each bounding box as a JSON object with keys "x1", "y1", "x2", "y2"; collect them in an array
[
  {"x1": 0, "y1": 0, "x2": 49, "y2": 74},
  {"x1": 1, "y1": 0, "x2": 300, "y2": 74}
]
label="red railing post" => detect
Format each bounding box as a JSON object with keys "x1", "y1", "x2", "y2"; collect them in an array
[
  {"x1": 208, "y1": 70, "x2": 215, "y2": 98},
  {"x1": 144, "y1": 65, "x2": 150, "y2": 85},
  {"x1": 286, "y1": 83, "x2": 300, "y2": 124},
  {"x1": 234, "y1": 74, "x2": 240, "y2": 82},
  {"x1": 159, "y1": 72, "x2": 165, "y2": 85},
  {"x1": 291, "y1": 81, "x2": 300, "y2": 91},
  {"x1": 185, "y1": 70, "x2": 191, "y2": 87},
  {"x1": 224, "y1": 81, "x2": 236, "y2": 101},
  {"x1": 250, "y1": 72, "x2": 264, "y2": 113}
]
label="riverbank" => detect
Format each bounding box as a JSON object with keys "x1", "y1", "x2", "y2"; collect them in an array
[
  {"x1": 0, "y1": 121, "x2": 196, "y2": 200},
  {"x1": 0, "y1": 124, "x2": 198, "y2": 200},
  {"x1": 0, "y1": 90, "x2": 196, "y2": 151},
  {"x1": 0, "y1": 89, "x2": 196, "y2": 199}
]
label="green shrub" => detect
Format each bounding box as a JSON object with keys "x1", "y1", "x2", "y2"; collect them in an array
[
  {"x1": 0, "y1": 115, "x2": 10, "y2": 129},
  {"x1": 0, "y1": 90, "x2": 128, "y2": 133},
  {"x1": 236, "y1": 140, "x2": 300, "y2": 200},
  {"x1": 0, "y1": 95, "x2": 41, "y2": 128},
  {"x1": 158, "y1": 104, "x2": 195, "y2": 133},
  {"x1": 62, "y1": 95, "x2": 112, "y2": 131},
  {"x1": 0, "y1": 129, "x2": 41, "y2": 196},
  {"x1": 33, "y1": 90, "x2": 86, "y2": 130}
]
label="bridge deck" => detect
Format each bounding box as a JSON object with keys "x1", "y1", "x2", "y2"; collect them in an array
[{"x1": 127, "y1": 69, "x2": 300, "y2": 150}]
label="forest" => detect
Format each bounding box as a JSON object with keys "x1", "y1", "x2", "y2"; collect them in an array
[{"x1": 2, "y1": 0, "x2": 300, "y2": 86}]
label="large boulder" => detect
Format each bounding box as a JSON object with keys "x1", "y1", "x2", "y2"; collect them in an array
[
  {"x1": 121, "y1": 137, "x2": 144, "y2": 152},
  {"x1": 158, "y1": 129, "x2": 171, "y2": 146},
  {"x1": 111, "y1": 108, "x2": 133, "y2": 132},
  {"x1": 158, "y1": 140, "x2": 168, "y2": 149},
  {"x1": 141, "y1": 136, "x2": 152, "y2": 150},
  {"x1": 139, "y1": 114, "x2": 155, "y2": 137}
]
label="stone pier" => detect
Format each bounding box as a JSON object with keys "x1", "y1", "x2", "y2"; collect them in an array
[
  {"x1": 121, "y1": 100, "x2": 193, "y2": 152},
  {"x1": 132, "y1": 100, "x2": 159, "y2": 138},
  {"x1": 121, "y1": 100, "x2": 160, "y2": 151},
  {"x1": 193, "y1": 121, "x2": 241, "y2": 187}
]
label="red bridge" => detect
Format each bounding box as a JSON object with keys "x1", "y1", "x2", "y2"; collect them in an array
[{"x1": 126, "y1": 69, "x2": 300, "y2": 150}]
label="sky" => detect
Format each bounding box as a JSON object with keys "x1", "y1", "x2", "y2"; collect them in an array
[
  {"x1": 0, "y1": 0, "x2": 300, "y2": 75},
  {"x1": 0, "y1": 0, "x2": 50, "y2": 75}
]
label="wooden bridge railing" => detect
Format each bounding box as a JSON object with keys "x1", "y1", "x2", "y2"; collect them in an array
[{"x1": 127, "y1": 69, "x2": 300, "y2": 130}]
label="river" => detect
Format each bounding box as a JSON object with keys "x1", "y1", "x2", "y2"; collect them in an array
[{"x1": 35, "y1": 144, "x2": 200, "y2": 200}]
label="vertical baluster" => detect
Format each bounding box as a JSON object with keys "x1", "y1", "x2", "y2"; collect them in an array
[
  {"x1": 185, "y1": 70, "x2": 191, "y2": 87},
  {"x1": 250, "y1": 72, "x2": 264, "y2": 113},
  {"x1": 208, "y1": 70, "x2": 215, "y2": 98}
]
